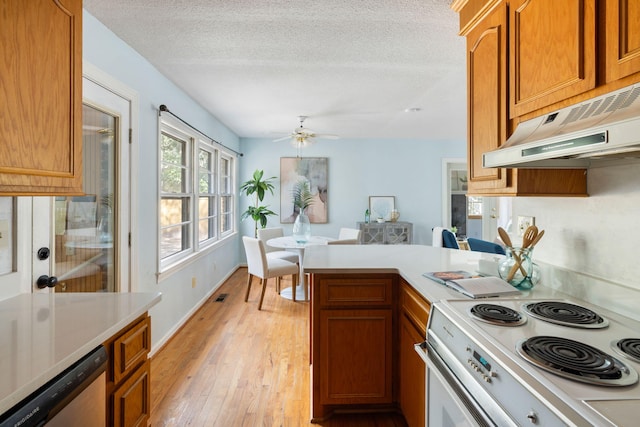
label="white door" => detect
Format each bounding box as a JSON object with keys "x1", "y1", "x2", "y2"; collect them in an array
[{"x1": 31, "y1": 72, "x2": 134, "y2": 293}]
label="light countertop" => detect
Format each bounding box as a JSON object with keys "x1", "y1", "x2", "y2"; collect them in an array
[
  {"x1": 303, "y1": 244, "x2": 564, "y2": 302},
  {"x1": 0, "y1": 292, "x2": 162, "y2": 414}
]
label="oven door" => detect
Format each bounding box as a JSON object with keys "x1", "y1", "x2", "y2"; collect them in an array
[
  {"x1": 426, "y1": 341, "x2": 510, "y2": 427},
  {"x1": 416, "y1": 340, "x2": 502, "y2": 427},
  {"x1": 427, "y1": 361, "x2": 486, "y2": 427}
]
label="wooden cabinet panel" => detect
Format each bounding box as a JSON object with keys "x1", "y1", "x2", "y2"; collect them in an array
[
  {"x1": 0, "y1": 0, "x2": 82, "y2": 194},
  {"x1": 467, "y1": 2, "x2": 508, "y2": 192},
  {"x1": 510, "y1": 0, "x2": 596, "y2": 117},
  {"x1": 319, "y1": 309, "x2": 393, "y2": 405},
  {"x1": 605, "y1": 0, "x2": 640, "y2": 82},
  {"x1": 112, "y1": 359, "x2": 150, "y2": 427},
  {"x1": 113, "y1": 315, "x2": 151, "y2": 384},
  {"x1": 398, "y1": 281, "x2": 429, "y2": 427},
  {"x1": 311, "y1": 274, "x2": 396, "y2": 420},
  {"x1": 319, "y1": 275, "x2": 394, "y2": 307},
  {"x1": 105, "y1": 313, "x2": 152, "y2": 427},
  {"x1": 399, "y1": 314, "x2": 425, "y2": 427},
  {"x1": 400, "y1": 281, "x2": 430, "y2": 334}
]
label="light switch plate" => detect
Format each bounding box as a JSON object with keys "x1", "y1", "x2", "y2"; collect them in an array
[{"x1": 517, "y1": 216, "x2": 535, "y2": 237}]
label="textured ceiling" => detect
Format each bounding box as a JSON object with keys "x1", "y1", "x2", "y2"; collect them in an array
[{"x1": 84, "y1": 0, "x2": 466, "y2": 141}]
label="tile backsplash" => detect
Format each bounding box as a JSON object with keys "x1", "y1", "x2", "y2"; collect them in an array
[{"x1": 512, "y1": 160, "x2": 640, "y2": 318}]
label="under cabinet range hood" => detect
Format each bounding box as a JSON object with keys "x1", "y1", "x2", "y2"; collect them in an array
[{"x1": 484, "y1": 82, "x2": 640, "y2": 168}]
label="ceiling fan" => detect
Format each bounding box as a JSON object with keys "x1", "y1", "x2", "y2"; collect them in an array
[{"x1": 273, "y1": 116, "x2": 339, "y2": 149}]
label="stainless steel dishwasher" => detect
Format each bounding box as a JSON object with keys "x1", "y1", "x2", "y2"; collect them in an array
[{"x1": 0, "y1": 345, "x2": 107, "y2": 427}]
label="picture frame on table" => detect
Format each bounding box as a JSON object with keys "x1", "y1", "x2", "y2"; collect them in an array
[{"x1": 369, "y1": 196, "x2": 395, "y2": 221}]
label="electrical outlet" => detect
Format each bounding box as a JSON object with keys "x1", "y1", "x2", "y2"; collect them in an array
[
  {"x1": 517, "y1": 216, "x2": 535, "y2": 237},
  {"x1": 192, "y1": 277, "x2": 197, "y2": 288}
]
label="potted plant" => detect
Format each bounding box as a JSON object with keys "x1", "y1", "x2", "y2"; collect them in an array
[{"x1": 240, "y1": 169, "x2": 277, "y2": 237}]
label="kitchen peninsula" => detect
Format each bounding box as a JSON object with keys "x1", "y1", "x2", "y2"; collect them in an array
[
  {"x1": 303, "y1": 244, "x2": 562, "y2": 422},
  {"x1": 0, "y1": 292, "x2": 161, "y2": 423}
]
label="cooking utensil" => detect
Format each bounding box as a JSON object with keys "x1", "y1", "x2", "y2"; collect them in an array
[
  {"x1": 529, "y1": 229, "x2": 545, "y2": 248},
  {"x1": 498, "y1": 227, "x2": 512, "y2": 247},
  {"x1": 522, "y1": 225, "x2": 538, "y2": 248},
  {"x1": 498, "y1": 227, "x2": 528, "y2": 278}
]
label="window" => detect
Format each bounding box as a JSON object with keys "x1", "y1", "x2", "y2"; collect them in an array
[
  {"x1": 467, "y1": 196, "x2": 483, "y2": 219},
  {"x1": 159, "y1": 117, "x2": 235, "y2": 271}
]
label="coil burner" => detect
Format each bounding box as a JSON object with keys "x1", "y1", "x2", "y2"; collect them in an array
[
  {"x1": 469, "y1": 303, "x2": 527, "y2": 326},
  {"x1": 517, "y1": 336, "x2": 638, "y2": 386},
  {"x1": 522, "y1": 301, "x2": 609, "y2": 329},
  {"x1": 612, "y1": 338, "x2": 640, "y2": 363}
]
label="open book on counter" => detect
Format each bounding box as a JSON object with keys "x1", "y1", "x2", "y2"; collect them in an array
[{"x1": 423, "y1": 271, "x2": 521, "y2": 299}]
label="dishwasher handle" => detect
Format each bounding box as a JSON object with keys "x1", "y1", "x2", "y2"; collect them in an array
[{"x1": 414, "y1": 340, "x2": 428, "y2": 364}]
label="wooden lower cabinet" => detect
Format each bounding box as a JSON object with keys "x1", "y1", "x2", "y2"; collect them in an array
[
  {"x1": 398, "y1": 280, "x2": 430, "y2": 427},
  {"x1": 311, "y1": 274, "x2": 396, "y2": 420},
  {"x1": 104, "y1": 313, "x2": 152, "y2": 427},
  {"x1": 310, "y1": 274, "x2": 431, "y2": 424},
  {"x1": 319, "y1": 309, "x2": 393, "y2": 404}
]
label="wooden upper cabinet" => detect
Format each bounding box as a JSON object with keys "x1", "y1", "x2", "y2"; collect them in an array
[
  {"x1": 467, "y1": 2, "x2": 508, "y2": 192},
  {"x1": 509, "y1": 0, "x2": 596, "y2": 118},
  {"x1": 605, "y1": 0, "x2": 640, "y2": 82},
  {"x1": 0, "y1": 0, "x2": 83, "y2": 195},
  {"x1": 455, "y1": 0, "x2": 588, "y2": 197}
]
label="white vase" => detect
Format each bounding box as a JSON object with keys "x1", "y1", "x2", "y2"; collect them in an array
[{"x1": 292, "y1": 212, "x2": 311, "y2": 243}]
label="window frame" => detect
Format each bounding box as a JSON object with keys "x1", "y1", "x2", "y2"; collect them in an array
[{"x1": 158, "y1": 115, "x2": 236, "y2": 275}]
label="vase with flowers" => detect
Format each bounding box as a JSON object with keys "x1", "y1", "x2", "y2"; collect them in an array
[{"x1": 292, "y1": 180, "x2": 314, "y2": 243}]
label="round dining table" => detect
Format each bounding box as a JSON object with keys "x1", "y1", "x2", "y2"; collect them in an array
[{"x1": 266, "y1": 235, "x2": 334, "y2": 301}]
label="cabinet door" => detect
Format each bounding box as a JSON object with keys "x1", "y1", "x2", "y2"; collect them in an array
[
  {"x1": 399, "y1": 314, "x2": 426, "y2": 427},
  {"x1": 510, "y1": 0, "x2": 596, "y2": 117},
  {"x1": 385, "y1": 223, "x2": 412, "y2": 244},
  {"x1": 0, "y1": 0, "x2": 82, "y2": 194},
  {"x1": 605, "y1": 0, "x2": 640, "y2": 82},
  {"x1": 467, "y1": 2, "x2": 508, "y2": 191},
  {"x1": 319, "y1": 309, "x2": 393, "y2": 405},
  {"x1": 112, "y1": 359, "x2": 150, "y2": 427},
  {"x1": 360, "y1": 224, "x2": 385, "y2": 244}
]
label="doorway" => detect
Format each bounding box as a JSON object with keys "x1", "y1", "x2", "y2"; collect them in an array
[
  {"x1": 441, "y1": 159, "x2": 507, "y2": 244},
  {"x1": 32, "y1": 69, "x2": 135, "y2": 294},
  {"x1": 442, "y1": 159, "x2": 467, "y2": 238}
]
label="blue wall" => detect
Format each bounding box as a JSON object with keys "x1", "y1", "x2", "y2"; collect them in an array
[
  {"x1": 83, "y1": 9, "x2": 466, "y2": 348},
  {"x1": 239, "y1": 137, "x2": 466, "y2": 246},
  {"x1": 83, "y1": 11, "x2": 242, "y2": 348}
]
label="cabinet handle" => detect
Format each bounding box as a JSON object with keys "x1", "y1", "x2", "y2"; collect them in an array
[{"x1": 414, "y1": 341, "x2": 428, "y2": 364}]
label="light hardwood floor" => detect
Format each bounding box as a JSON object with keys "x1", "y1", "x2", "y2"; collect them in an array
[{"x1": 150, "y1": 267, "x2": 408, "y2": 426}]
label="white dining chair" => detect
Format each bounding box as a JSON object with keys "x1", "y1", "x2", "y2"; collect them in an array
[
  {"x1": 256, "y1": 227, "x2": 300, "y2": 293},
  {"x1": 327, "y1": 238, "x2": 358, "y2": 245},
  {"x1": 243, "y1": 236, "x2": 299, "y2": 309},
  {"x1": 337, "y1": 227, "x2": 361, "y2": 242},
  {"x1": 257, "y1": 227, "x2": 299, "y2": 263}
]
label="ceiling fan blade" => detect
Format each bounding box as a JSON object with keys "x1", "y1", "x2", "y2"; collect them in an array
[
  {"x1": 273, "y1": 135, "x2": 293, "y2": 142},
  {"x1": 314, "y1": 133, "x2": 339, "y2": 140}
]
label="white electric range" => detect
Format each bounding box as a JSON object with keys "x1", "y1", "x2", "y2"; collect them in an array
[{"x1": 424, "y1": 298, "x2": 640, "y2": 426}]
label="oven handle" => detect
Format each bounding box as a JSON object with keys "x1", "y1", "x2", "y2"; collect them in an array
[{"x1": 414, "y1": 340, "x2": 428, "y2": 364}]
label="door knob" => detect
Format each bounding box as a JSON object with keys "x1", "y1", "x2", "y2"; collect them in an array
[{"x1": 37, "y1": 275, "x2": 58, "y2": 289}]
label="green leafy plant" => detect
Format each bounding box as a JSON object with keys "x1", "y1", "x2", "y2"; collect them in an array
[
  {"x1": 292, "y1": 180, "x2": 314, "y2": 213},
  {"x1": 240, "y1": 169, "x2": 277, "y2": 237}
]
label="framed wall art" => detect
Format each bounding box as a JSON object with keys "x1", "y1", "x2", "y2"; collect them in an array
[
  {"x1": 280, "y1": 157, "x2": 328, "y2": 223},
  {"x1": 369, "y1": 196, "x2": 395, "y2": 221}
]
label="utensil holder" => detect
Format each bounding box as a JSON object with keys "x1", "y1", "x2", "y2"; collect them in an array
[{"x1": 498, "y1": 246, "x2": 537, "y2": 288}]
